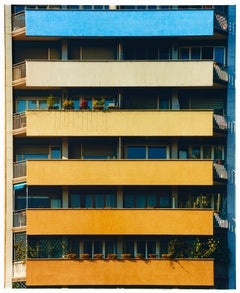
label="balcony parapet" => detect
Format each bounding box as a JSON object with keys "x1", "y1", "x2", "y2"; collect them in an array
[
  {"x1": 12, "y1": 12, "x2": 25, "y2": 31},
  {"x1": 213, "y1": 63, "x2": 228, "y2": 83},
  {"x1": 13, "y1": 210, "x2": 27, "y2": 228},
  {"x1": 213, "y1": 163, "x2": 228, "y2": 180}
]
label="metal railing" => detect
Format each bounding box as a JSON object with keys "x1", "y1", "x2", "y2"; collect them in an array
[
  {"x1": 13, "y1": 210, "x2": 27, "y2": 227},
  {"x1": 13, "y1": 112, "x2": 26, "y2": 130},
  {"x1": 12, "y1": 61, "x2": 26, "y2": 81},
  {"x1": 12, "y1": 12, "x2": 25, "y2": 31},
  {"x1": 13, "y1": 161, "x2": 26, "y2": 178}
]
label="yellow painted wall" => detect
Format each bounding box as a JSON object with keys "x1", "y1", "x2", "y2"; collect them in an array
[
  {"x1": 26, "y1": 60, "x2": 214, "y2": 87},
  {"x1": 26, "y1": 110, "x2": 213, "y2": 137},
  {"x1": 26, "y1": 160, "x2": 213, "y2": 185},
  {"x1": 26, "y1": 259, "x2": 214, "y2": 286},
  {"x1": 26, "y1": 209, "x2": 213, "y2": 235}
]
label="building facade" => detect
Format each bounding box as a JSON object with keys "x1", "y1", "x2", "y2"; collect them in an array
[{"x1": 4, "y1": 5, "x2": 236, "y2": 289}]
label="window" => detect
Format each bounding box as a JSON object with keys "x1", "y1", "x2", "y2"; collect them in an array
[
  {"x1": 123, "y1": 193, "x2": 171, "y2": 208},
  {"x1": 50, "y1": 146, "x2": 61, "y2": 159},
  {"x1": 16, "y1": 97, "x2": 60, "y2": 113},
  {"x1": 127, "y1": 146, "x2": 167, "y2": 159},
  {"x1": 214, "y1": 47, "x2": 225, "y2": 65},
  {"x1": 70, "y1": 193, "x2": 116, "y2": 208}
]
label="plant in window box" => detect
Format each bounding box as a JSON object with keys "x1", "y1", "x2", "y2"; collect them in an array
[
  {"x1": 148, "y1": 253, "x2": 157, "y2": 259},
  {"x1": 94, "y1": 253, "x2": 103, "y2": 259},
  {"x1": 135, "y1": 253, "x2": 143, "y2": 259},
  {"x1": 63, "y1": 99, "x2": 74, "y2": 110},
  {"x1": 107, "y1": 253, "x2": 117, "y2": 259},
  {"x1": 93, "y1": 97, "x2": 105, "y2": 110},
  {"x1": 121, "y1": 253, "x2": 131, "y2": 259},
  {"x1": 47, "y1": 94, "x2": 58, "y2": 110},
  {"x1": 80, "y1": 253, "x2": 90, "y2": 259},
  {"x1": 67, "y1": 253, "x2": 77, "y2": 259}
]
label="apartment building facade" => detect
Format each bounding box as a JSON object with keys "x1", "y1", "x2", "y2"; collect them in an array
[{"x1": 4, "y1": 5, "x2": 236, "y2": 289}]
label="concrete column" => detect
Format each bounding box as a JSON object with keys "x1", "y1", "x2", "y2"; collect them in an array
[
  {"x1": 62, "y1": 186, "x2": 69, "y2": 208},
  {"x1": 171, "y1": 138, "x2": 178, "y2": 159},
  {"x1": 61, "y1": 39, "x2": 68, "y2": 60},
  {"x1": 117, "y1": 237, "x2": 123, "y2": 258},
  {"x1": 117, "y1": 186, "x2": 123, "y2": 208},
  {"x1": 172, "y1": 187, "x2": 178, "y2": 208},
  {"x1": 62, "y1": 137, "x2": 68, "y2": 159},
  {"x1": 172, "y1": 88, "x2": 180, "y2": 109},
  {"x1": 4, "y1": 5, "x2": 13, "y2": 288}
]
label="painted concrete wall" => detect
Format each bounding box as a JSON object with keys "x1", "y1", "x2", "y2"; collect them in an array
[
  {"x1": 26, "y1": 259, "x2": 214, "y2": 286},
  {"x1": 26, "y1": 110, "x2": 214, "y2": 137},
  {"x1": 26, "y1": 160, "x2": 213, "y2": 186},
  {"x1": 26, "y1": 60, "x2": 214, "y2": 87},
  {"x1": 26, "y1": 9, "x2": 214, "y2": 37},
  {"x1": 26, "y1": 209, "x2": 213, "y2": 236}
]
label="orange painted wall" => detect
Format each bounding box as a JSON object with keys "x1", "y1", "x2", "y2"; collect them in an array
[
  {"x1": 27, "y1": 160, "x2": 213, "y2": 186},
  {"x1": 26, "y1": 259, "x2": 214, "y2": 286},
  {"x1": 26, "y1": 209, "x2": 213, "y2": 235}
]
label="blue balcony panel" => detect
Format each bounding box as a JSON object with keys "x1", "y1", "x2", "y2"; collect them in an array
[{"x1": 26, "y1": 10, "x2": 214, "y2": 37}]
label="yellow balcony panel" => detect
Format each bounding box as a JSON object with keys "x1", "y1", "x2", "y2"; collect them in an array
[
  {"x1": 26, "y1": 160, "x2": 213, "y2": 186},
  {"x1": 26, "y1": 259, "x2": 214, "y2": 287},
  {"x1": 26, "y1": 209, "x2": 213, "y2": 235},
  {"x1": 25, "y1": 110, "x2": 213, "y2": 137},
  {"x1": 26, "y1": 60, "x2": 214, "y2": 87}
]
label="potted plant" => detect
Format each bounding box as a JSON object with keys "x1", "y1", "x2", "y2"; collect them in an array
[
  {"x1": 94, "y1": 253, "x2": 103, "y2": 259},
  {"x1": 63, "y1": 99, "x2": 74, "y2": 110},
  {"x1": 148, "y1": 253, "x2": 157, "y2": 259},
  {"x1": 107, "y1": 253, "x2": 117, "y2": 259},
  {"x1": 67, "y1": 253, "x2": 77, "y2": 259},
  {"x1": 93, "y1": 97, "x2": 105, "y2": 110},
  {"x1": 80, "y1": 253, "x2": 90, "y2": 259},
  {"x1": 121, "y1": 253, "x2": 131, "y2": 259},
  {"x1": 135, "y1": 253, "x2": 143, "y2": 259},
  {"x1": 47, "y1": 94, "x2": 58, "y2": 109}
]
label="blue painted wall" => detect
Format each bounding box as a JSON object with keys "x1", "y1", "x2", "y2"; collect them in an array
[
  {"x1": 226, "y1": 5, "x2": 236, "y2": 290},
  {"x1": 26, "y1": 9, "x2": 214, "y2": 37}
]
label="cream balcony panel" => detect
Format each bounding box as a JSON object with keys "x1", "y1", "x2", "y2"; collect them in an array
[
  {"x1": 26, "y1": 160, "x2": 213, "y2": 186},
  {"x1": 26, "y1": 259, "x2": 214, "y2": 287},
  {"x1": 26, "y1": 209, "x2": 214, "y2": 236},
  {"x1": 26, "y1": 110, "x2": 213, "y2": 137},
  {"x1": 26, "y1": 61, "x2": 214, "y2": 87}
]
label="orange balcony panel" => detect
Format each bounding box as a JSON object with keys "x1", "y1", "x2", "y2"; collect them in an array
[
  {"x1": 26, "y1": 160, "x2": 213, "y2": 186},
  {"x1": 26, "y1": 259, "x2": 214, "y2": 287},
  {"x1": 25, "y1": 110, "x2": 213, "y2": 137},
  {"x1": 26, "y1": 209, "x2": 213, "y2": 236}
]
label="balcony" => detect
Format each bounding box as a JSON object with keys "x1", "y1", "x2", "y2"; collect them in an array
[
  {"x1": 26, "y1": 209, "x2": 213, "y2": 236},
  {"x1": 13, "y1": 110, "x2": 227, "y2": 137},
  {"x1": 20, "y1": 160, "x2": 214, "y2": 186},
  {"x1": 12, "y1": 60, "x2": 227, "y2": 88},
  {"x1": 25, "y1": 258, "x2": 214, "y2": 287}
]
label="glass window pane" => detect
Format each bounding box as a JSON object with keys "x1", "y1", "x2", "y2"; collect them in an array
[
  {"x1": 147, "y1": 241, "x2": 156, "y2": 255},
  {"x1": 51, "y1": 146, "x2": 61, "y2": 159},
  {"x1": 124, "y1": 240, "x2": 134, "y2": 256},
  {"x1": 192, "y1": 146, "x2": 200, "y2": 159},
  {"x1": 105, "y1": 241, "x2": 115, "y2": 255},
  {"x1": 70, "y1": 194, "x2": 80, "y2": 208},
  {"x1": 203, "y1": 146, "x2": 212, "y2": 159},
  {"x1": 17, "y1": 100, "x2": 26, "y2": 112},
  {"x1": 136, "y1": 194, "x2": 145, "y2": 208},
  {"x1": 202, "y1": 47, "x2": 213, "y2": 60},
  {"x1": 94, "y1": 241, "x2": 102, "y2": 253},
  {"x1": 105, "y1": 194, "x2": 116, "y2": 207},
  {"x1": 84, "y1": 241, "x2": 92, "y2": 256},
  {"x1": 159, "y1": 97, "x2": 169, "y2": 109},
  {"x1": 191, "y1": 47, "x2": 200, "y2": 60},
  {"x1": 214, "y1": 47, "x2": 225, "y2": 64},
  {"x1": 39, "y1": 100, "x2": 47, "y2": 109},
  {"x1": 24, "y1": 153, "x2": 48, "y2": 160},
  {"x1": 178, "y1": 147, "x2": 188, "y2": 159},
  {"x1": 124, "y1": 194, "x2": 134, "y2": 208},
  {"x1": 159, "y1": 196, "x2": 170, "y2": 208},
  {"x1": 84, "y1": 194, "x2": 93, "y2": 208},
  {"x1": 51, "y1": 198, "x2": 61, "y2": 208},
  {"x1": 137, "y1": 241, "x2": 146, "y2": 255},
  {"x1": 94, "y1": 194, "x2": 104, "y2": 208},
  {"x1": 28, "y1": 196, "x2": 49, "y2": 208},
  {"x1": 159, "y1": 47, "x2": 169, "y2": 59},
  {"x1": 147, "y1": 194, "x2": 157, "y2": 207},
  {"x1": 148, "y1": 147, "x2": 166, "y2": 159},
  {"x1": 127, "y1": 146, "x2": 146, "y2": 159},
  {"x1": 180, "y1": 48, "x2": 189, "y2": 60},
  {"x1": 28, "y1": 100, "x2": 37, "y2": 109}
]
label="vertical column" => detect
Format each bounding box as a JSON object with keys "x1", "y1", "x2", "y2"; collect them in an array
[
  {"x1": 172, "y1": 187, "x2": 178, "y2": 208},
  {"x1": 171, "y1": 138, "x2": 178, "y2": 159},
  {"x1": 117, "y1": 237, "x2": 123, "y2": 258},
  {"x1": 62, "y1": 137, "x2": 68, "y2": 159},
  {"x1": 117, "y1": 186, "x2": 123, "y2": 208},
  {"x1": 62, "y1": 186, "x2": 69, "y2": 208},
  {"x1": 61, "y1": 39, "x2": 68, "y2": 60},
  {"x1": 172, "y1": 88, "x2": 180, "y2": 109}
]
